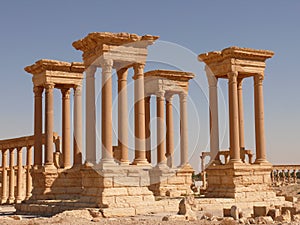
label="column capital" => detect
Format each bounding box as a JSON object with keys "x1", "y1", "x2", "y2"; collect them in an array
[
  {"x1": 44, "y1": 83, "x2": 55, "y2": 90},
  {"x1": 179, "y1": 92, "x2": 188, "y2": 102},
  {"x1": 254, "y1": 73, "x2": 264, "y2": 85},
  {"x1": 61, "y1": 88, "x2": 71, "y2": 99},
  {"x1": 156, "y1": 90, "x2": 165, "y2": 99},
  {"x1": 237, "y1": 77, "x2": 244, "y2": 89},
  {"x1": 85, "y1": 65, "x2": 97, "y2": 76},
  {"x1": 100, "y1": 59, "x2": 114, "y2": 70},
  {"x1": 74, "y1": 85, "x2": 82, "y2": 96},
  {"x1": 133, "y1": 63, "x2": 145, "y2": 80},
  {"x1": 227, "y1": 71, "x2": 238, "y2": 80},
  {"x1": 205, "y1": 66, "x2": 218, "y2": 87},
  {"x1": 33, "y1": 86, "x2": 44, "y2": 96},
  {"x1": 165, "y1": 93, "x2": 174, "y2": 102},
  {"x1": 117, "y1": 67, "x2": 128, "y2": 81}
]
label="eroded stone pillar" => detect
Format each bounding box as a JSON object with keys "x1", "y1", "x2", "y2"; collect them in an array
[
  {"x1": 45, "y1": 83, "x2": 55, "y2": 166},
  {"x1": 117, "y1": 68, "x2": 129, "y2": 165},
  {"x1": 132, "y1": 63, "x2": 148, "y2": 165},
  {"x1": 227, "y1": 72, "x2": 241, "y2": 163},
  {"x1": 206, "y1": 67, "x2": 220, "y2": 163},
  {"x1": 101, "y1": 59, "x2": 114, "y2": 164},
  {"x1": 73, "y1": 85, "x2": 82, "y2": 166},
  {"x1": 145, "y1": 96, "x2": 151, "y2": 163},
  {"x1": 26, "y1": 146, "x2": 33, "y2": 200},
  {"x1": 157, "y1": 91, "x2": 166, "y2": 165},
  {"x1": 1, "y1": 149, "x2": 8, "y2": 203},
  {"x1": 166, "y1": 95, "x2": 174, "y2": 167},
  {"x1": 85, "y1": 66, "x2": 97, "y2": 165},
  {"x1": 33, "y1": 86, "x2": 43, "y2": 166},
  {"x1": 180, "y1": 92, "x2": 189, "y2": 166},
  {"x1": 8, "y1": 148, "x2": 15, "y2": 203},
  {"x1": 237, "y1": 78, "x2": 246, "y2": 161},
  {"x1": 16, "y1": 147, "x2": 23, "y2": 203},
  {"x1": 254, "y1": 74, "x2": 268, "y2": 163},
  {"x1": 61, "y1": 88, "x2": 71, "y2": 168}
]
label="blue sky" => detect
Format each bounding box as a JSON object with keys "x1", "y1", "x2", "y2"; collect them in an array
[{"x1": 0, "y1": 1, "x2": 299, "y2": 169}]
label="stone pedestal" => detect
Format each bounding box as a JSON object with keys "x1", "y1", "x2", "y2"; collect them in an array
[
  {"x1": 149, "y1": 164, "x2": 194, "y2": 197},
  {"x1": 205, "y1": 163, "x2": 275, "y2": 200}
]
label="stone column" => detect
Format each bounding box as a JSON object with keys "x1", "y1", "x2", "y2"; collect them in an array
[
  {"x1": 206, "y1": 67, "x2": 220, "y2": 163},
  {"x1": 254, "y1": 74, "x2": 268, "y2": 163},
  {"x1": 156, "y1": 91, "x2": 166, "y2": 165},
  {"x1": 132, "y1": 64, "x2": 148, "y2": 165},
  {"x1": 1, "y1": 149, "x2": 8, "y2": 203},
  {"x1": 145, "y1": 96, "x2": 151, "y2": 163},
  {"x1": 26, "y1": 146, "x2": 33, "y2": 200},
  {"x1": 61, "y1": 88, "x2": 71, "y2": 168},
  {"x1": 45, "y1": 83, "x2": 55, "y2": 166},
  {"x1": 180, "y1": 92, "x2": 189, "y2": 166},
  {"x1": 33, "y1": 86, "x2": 43, "y2": 166},
  {"x1": 8, "y1": 148, "x2": 15, "y2": 203},
  {"x1": 100, "y1": 59, "x2": 114, "y2": 164},
  {"x1": 85, "y1": 66, "x2": 97, "y2": 165},
  {"x1": 117, "y1": 68, "x2": 129, "y2": 165},
  {"x1": 73, "y1": 85, "x2": 82, "y2": 166},
  {"x1": 227, "y1": 72, "x2": 241, "y2": 163},
  {"x1": 237, "y1": 78, "x2": 246, "y2": 161},
  {"x1": 16, "y1": 147, "x2": 23, "y2": 203},
  {"x1": 166, "y1": 95, "x2": 174, "y2": 167}
]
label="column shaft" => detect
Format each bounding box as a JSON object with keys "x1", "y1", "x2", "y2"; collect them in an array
[
  {"x1": 132, "y1": 64, "x2": 148, "y2": 165},
  {"x1": 228, "y1": 72, "x2": 241, "y2": 163},
  {"x1": 33, "y1": 86, "x2": 43, "y2": 166},
  {"x1": 85, "y1": 66, "x2": 97, "y2": 164},
  {"x1": 157, "y1": 92, "x2": 166, "y2": 165},
  {"x1": 237, "y1": 78, "x2": 245, "y2": 161},
  {"x1": 61, "y1": 88, "x2": 71, "y2": 168},
  {"x1": 206, "y1": 68, "x2": 220, "y2": 162},
  {"x1": 45, "y1": 84, "x2": 54, "y2": 166},
  {"x1": 166, "y1": 96, "x2": 174, "y2": 167},
  {"x1": 8, "y1": 149, "x2": 15, "y2": 203},
  {"x1": 73, "y1": 85, "x2": 83, "y2": 165},
  {"x1": 26, "y1": 146, "x2": 33, "y2": 199},
  {"x1": 180, "y1": 93, "x2": 189, "y2": 166},
  {"x1": 254, "y1": 74, "x2": 268, "y2": 163},
  {"x1": 117, "y1": 68, "x2": 129, "y2": 164},
  {"x1": 1, "y1": 149, "x2": 8, "y2": 203},
  {"x1": 16, "y1": 147, "x2": 23, "y2": 203},
  {"x1": 145, "y1": 96, "x2": 151, "y2": 163},
  {"x1": 101, "y1": 59, "x2": 114, "y2": 163}
]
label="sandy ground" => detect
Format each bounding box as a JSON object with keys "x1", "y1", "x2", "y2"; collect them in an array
[{"x1": 0, "y1": 184, "x2": 299, "y2": 225}]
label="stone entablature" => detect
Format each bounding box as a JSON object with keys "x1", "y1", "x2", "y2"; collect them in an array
[
  {"x1": 198, "y1": 47, "x2": 274, "y2": 79},
  {"x1": 25, "y1": 59, "x2": 84, "y2": 88},
  {"x1": 72, "y1": 32, "x2": 159, "y2": 67}
]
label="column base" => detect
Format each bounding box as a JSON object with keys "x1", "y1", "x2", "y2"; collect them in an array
[
  {"x1": 132, "y1": 159, "x2": 150, "y2": 166},
  {"x1": 1, "y1": 198, "x2": 8, "y2": 204},
  {"x1": 119, "y1": 160, "x2": 130, "y2": 166},
  {"x1": 229, "y1": 159, "x2": 243, "y2": 164},
  {"x1": 8, "y1": 197, "x2": 15, "y2": 204},
  {"x1": 15, "y1": 198, "x2": 22, "y2": 204},
  {"x1": 98, "y1": 159, "x2": 117, "y2": 169},
  {"x1": 254, "y1": 159, "x2": 271, "y2": 165}
]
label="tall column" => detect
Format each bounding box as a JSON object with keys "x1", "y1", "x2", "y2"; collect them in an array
[
  {"x1": 117, "y1": 68, "x2": 129, "y2": 165},
  {"x1": 145, "y1": 96, "x2": 151, "y2": 163},
  {"x1": 227, "y1": 72, "x2": 241, "y2": 163},
  {"x1": 156, "y1": 91, "x2": 166, "y2": 165},
  {"x1": 85, "y1": 66, "x2": 97, "y2": 165},
  {"x1": 16, "y1": 147, "x2": 23, "y2": 203},
  {"x1": 101, "y1": 59, "x2": 114, "y2": 164},
  {"x1": 73, "y1": 85, "x2": 83, "y2": 166},
  {"x1": 8, "y1": 148, "x2": 15, "y2": 203},
  {"x1": 45, "y1": 83, "x2": 55, "y2": 166},
  {"x1": 237, "y1": 78, "x2": 246, "y2": 161},
  {"x1": 166, "y1": 95, "x2": 174, "y2": 167},
  {"x1": 206, "y1": 67, "x2": 220, "y2": 163},
  {"x1": 132, "y1": 63, "x2": 148, "y2": 165},
  {"x1": 1, "y1": 149, "x2": 8, "y2": 203},
  {"x1": 180, "y1": 92, "x2": 189, "y2": 166},
  {"x1": 254, "y1": 74, "x2": 268, "y2": 163},
  {"x1": 33, "y1": 86, "x2": 43, "y2": 166},
  {"x1": 61, "y1": 88, "x2": 71, "y2": 168},
  {"x1": 26, "y1": 146, "x2": 33, "y2": 200}
]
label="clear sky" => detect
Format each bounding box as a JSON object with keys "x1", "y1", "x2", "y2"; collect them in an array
[{"x1": 0, "y1": 1, "x2": 299, "y2": 170}]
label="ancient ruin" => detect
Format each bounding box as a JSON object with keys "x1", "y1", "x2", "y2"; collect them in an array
[{"x1": 0, "y1": 32, "x2": 299, "y2": 222}]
